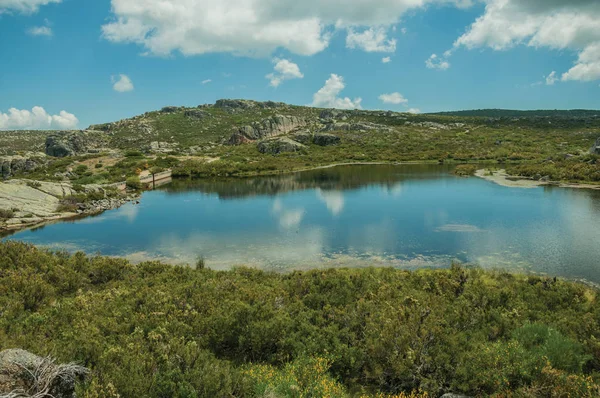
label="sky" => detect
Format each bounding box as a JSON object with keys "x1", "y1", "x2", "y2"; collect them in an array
[{"x1": 0, "y1": 0, "x2": 599, "y2": 130}]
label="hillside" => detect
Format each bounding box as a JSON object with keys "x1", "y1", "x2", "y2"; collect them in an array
[{"x1": 0, "y1": 99, "x2": 599, "y2": 187}]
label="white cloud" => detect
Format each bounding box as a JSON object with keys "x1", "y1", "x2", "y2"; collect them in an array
[
  {"x1": 453, "y1": 0, "x2": 600, "y2": 82},
  {"x1": 407, "y1": 108, "x2": 421, "y2": 114},
  {"x1": 379, "y1": 92, "x2": 408, "y2": 105},
  {"x1": 0, "y1": 106, "x2": 78, "y2": 130},
  {"x1": 101, "y1": 0, "x2": 473, "y2": 57},
  {"x1": 346, "y1": 27, "x2": 396, "y2": 52},
  {"x1": 382, "y1": 56, "x2": 391, "y2": 63},
  {"x1": 0, "y1": 0, "x2": 60, "y2": 14},
  {"x1": 112, "y1": 74, "x2": 134, "y2": 92},
  {"x1": 202, "y1": 79, "x2": 212, "y2": 84},
  {"x1": 317, "y1": 189, "x2": 344, "y2": 216},
  {"x1": 311, "y1": 74, "x2": 362, "y2": 110},
  {"x1": 545, "y1": 71, "x2": 558, "y2": 85},
  {"x1": 266, "y1": 58, "x2": 304, "y2": 87},
  {"x1": 27, "y1": 25, "x2": 52, "y2": 36},
  {"x1": 425, "y1": 53, "x2": 450, "y2": 70}
]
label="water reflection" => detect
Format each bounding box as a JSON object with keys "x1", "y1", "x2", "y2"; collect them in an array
[{"x1": 4, "y1": 164, "x2": 600, "y2": 283}]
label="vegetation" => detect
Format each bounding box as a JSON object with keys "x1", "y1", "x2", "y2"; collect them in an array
[
  {"x1": 125, "y1": 176, "x2": 142, "y2": 190},
  {"x1": 0, "y1": 209, "x2": 15, "y2": 220},
  {"x1": 453, "y1": 164, "x2": 478, "y2": 177},
  {"x1": 1, "y1": 241, "x2": 599, "y2": 397}
]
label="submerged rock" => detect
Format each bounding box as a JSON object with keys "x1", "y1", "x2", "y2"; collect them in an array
[
  {"x1": 257, "y1": 137, "x2": 306, "y2": 154},
  {"x1": 0, "y1": 349, "x2": 88, "y2": 398}
]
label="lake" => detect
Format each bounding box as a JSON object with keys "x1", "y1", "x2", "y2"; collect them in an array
[{"x1": 4, "y1": 164, "x2": 600, "y2": 283}]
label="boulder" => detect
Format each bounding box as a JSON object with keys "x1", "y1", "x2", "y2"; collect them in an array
[
  {"x1": 0, "y1": 349, "x2": 88, "y2": 398},
  {"x1": 229, "y1": 115, "x2": 307, "y2": 145},
  {"x1": 215, "y1": 99, "x2": 286, "y2": 111},
  {"x1": 291, "y1": 132, "x2": 313, "y2": 145},
  {"x1": 321, "y1": 122, "x2": 388, "y2": 132},
  {"x1": 146, "y1": 141, "x2": 178, "y2": 154},
  {"x1": 1, "y1": 155, "x2": 46, "y2": 179},
  {"x1": 160, "y1": 106, "x2": 179, "y2": 113},
  {"x1": 313, "y1": 133, "x2": 341, "y2": 146},
  {"x1": 45, "y1": 131, "x2": 108, "y2": 158},
  {"x1": 319, "y1": 109, "x2": 349, "y2": 121},
  {"x1": 257, "y1": 137, "x2": 306, "y2": 154},
  {"x1": 184, "y1": 109, "x2": 209, "y2": 120},
  {"x1": 591, "y1": 137, "x2": 600, "y2": 155}
]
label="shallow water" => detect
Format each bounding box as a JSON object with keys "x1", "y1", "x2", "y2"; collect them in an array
[{"x1": 4, "y1": 164, "x2": 600, "y2": 282}]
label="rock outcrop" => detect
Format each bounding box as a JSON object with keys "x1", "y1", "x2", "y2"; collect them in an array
[
  {"x1": 0, "y1": 349, "x2": 88, "y2": 398},
  {"x1": 319, "y1": 109, "x2": 349, "y2": 121},
  {"x1": 229, "y1": 115, "x2": 307, "y2": 145},
  {"x1": 215, "y1": 99, "x2": 286, "y2": 111},
  {"x1": 257, "y1": 137, "x2": 306, "y2": 154},
  {"x1": 0, "y1": 154, "x2": 47, "y2": 179},
  {"x1": 321, "y1": 121, "x2": 388, "y2": 132},
  {"x1": 313, "y1": 133, "x2": 341, "y2": 146},
  {"x1": 184, "y1": 109, "x2": 210, "y2": 120},
  {"x1": 45, "y1": 131, "x2": 108, "y2": 157},
  {"x1": 591, "y1": 137, "x2": 600, "y2": 155},
  {"x1": 145, "y1": 141, "x2": 179, "y2": 154}
]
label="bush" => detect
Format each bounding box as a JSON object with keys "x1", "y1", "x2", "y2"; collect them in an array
[
  {"x1": 0, "y1": 208, "x2": 15, "y2": 219},
  {"x1": 126, "y1": 176, "x2": 142, "y2": 190}
]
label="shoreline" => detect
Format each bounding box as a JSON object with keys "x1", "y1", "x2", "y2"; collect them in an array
[{"x1": 474, "y1": 168, "x2": 600, "y2": 190}]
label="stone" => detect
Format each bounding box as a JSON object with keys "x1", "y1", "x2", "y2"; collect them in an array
[
  {"x1": 0, "y1": 154, "x2": 46, "y2": 179},
  {"x1": 160, "y1": 106, "x2": 179, "y2": 113},
  {"x1": 591, "y1": 137, "x2": 600, "y2": 155},
  {"x1": 312, "y1": 133, "x2": 341, "y2": 146},
  {"x1": 229, "y1": 115, "x2": 307, "y2": 145},
  {"x1": 439, "y1": 394, "x2": 470, "y2": 398},
  {"x1": 291, "y1": 132, "x2": 313, "y2": 145},
  {"x1": 321, "y1": 122, "x2": 387, "y2": 132},
  {"x1": 45, "y1": 131, "x2": 108, "y2": 158},
  {"x1": 146, "y1": 141, "x2": 178, "y2": 154},
  {"x1": 0, "y1": 349, "x2": 88, "y2": 398},
  {"x1": 257, "y1": 137, "x2": 306, "y2": 154},
  {"x1": 184, "y1": 109, "x2": 209, "y2": 120},
  {"x1": 215, "y1": 99, "x2": 286, "y2": 110}
]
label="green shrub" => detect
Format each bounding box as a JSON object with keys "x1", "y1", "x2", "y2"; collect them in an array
[
  {"x1": 0, "y1": 209, "x2": 15, "y2": 219},
  {"x1": 126, "y1": 176, "x2": 142, "y2": 190}
]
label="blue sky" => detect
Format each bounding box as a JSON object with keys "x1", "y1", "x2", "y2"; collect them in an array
[{"x1": 1, "y1": 0, "x2": 599, "y2": 129}]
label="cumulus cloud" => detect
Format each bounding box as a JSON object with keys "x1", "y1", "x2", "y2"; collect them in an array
[
  {"x1": 545, "y1": 71, "x2": 558, "y2": 85},
  {"x1": 311, "y1": 74, "x2": 362, "y2": 110},
  {"x1": 379, "y1": 92, "x2": 408, "y2": 105},
  {"x1": 266, "y1": 58, "x2": 304, "y2": 87},
  {"x1": 101, "y1": 0, "x2": 473, "y2": 57},
  {"x1": 382, "y1": 56, "x2": 391, "y2": 63},
  {"x1": 407, "y1": 108, "x2": 421, "y2": 114},
  {"x1": 453, "y1": 0, "x2": 600, "y2": 82},
  {"x1": 0, "y1": 106, "x2": 78, "y2": 130},
  {"x1": 112, "y1": 74, "x2": 134, "y2": 92},
  {"x1": 346, "y1": 27, "x2": 396, "y2": 52},
  {"x1": 202, "y1": 79, "x2": 212, "y2": 84},
  {"x1": 27, "y1": 25, "x2": 52, "y2": 36},
  {"x1": 425, "y1": 53, "x2": 450, "y2": 70},
  {"x1": 0, "y1": 0, "x2": 60, "y2": 14}
]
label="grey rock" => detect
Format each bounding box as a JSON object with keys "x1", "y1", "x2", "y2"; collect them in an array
[
  {"x1": 45, "y1": 131, "x2": 108, "y2": 157},
  {"x1": 439, "y1": 394, "x2": 470, "y2": 398},
  {"x1": 160, "y1": 106, "x2": 179, "y2": 113},
  {"x1": 184, "y1": 109, "x2": 209, "y2": 120},
  {"x1": 591, "y1": 137, "x2": 600, "y2": 155},
  {"x1": 257, "y1": 137, "x2": 306, "y2": 154},
  {"x1": 319, "y1": 109, "x2": 348, "y2": 121},
  {"x1": 146, "y1": 141, "x2": 178, "y2": 154},
  {"x1": 0, "y1": 349, "x2": 88, "y2": 398},
  {"x1": 215, "y1": 99, "x2": 286, "y2": 111},
  {"x1": 229, "y1": 115, "x2": 307, "y2": 145},
  {"x1": 0, "y1": 154, "x2": 46, "y2": 179},
  {"x1": 321, "y1": 122, "x2": 388, "y2": 132},
  {"x1": 291, "y1": 132, "x2": 313, "y2": 145},
  {"x1": 313, "y1": 133, "x2": 341, "y2": 146}
]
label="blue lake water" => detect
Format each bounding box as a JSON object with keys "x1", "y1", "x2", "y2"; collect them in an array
[{"x1": 4, "y1": 165, "x2": 600, "y2": 282}]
